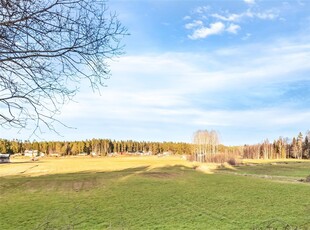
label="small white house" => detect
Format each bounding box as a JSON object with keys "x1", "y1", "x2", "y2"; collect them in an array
[
  {"x1": 162, "y1": 151, "x2": 172, "y2": 156},
  {"x1": 90, "y1": 152, "x2": 97, "y2": 157},
  {"x1": 24, "y1": 150, "x2": 39, "y2": 157},
  {"x1": 0, "y1": 154, "x2": 10, "y2": 163}
]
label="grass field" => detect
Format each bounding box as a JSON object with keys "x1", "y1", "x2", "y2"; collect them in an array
[
  {"x1": 0, "y1": 156, "x2": 309, "y2": 229},
  {"x1": 218, "y1": 159, "x2": 310, "y2": 182}
]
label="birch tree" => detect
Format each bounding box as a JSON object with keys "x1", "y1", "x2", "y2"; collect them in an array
[
  {"x1": 297, "y1": 132, "x2": 303, "y2": 159},
  {"x1": 193, "y1": 129, "x2": 219, "y2": 162}
]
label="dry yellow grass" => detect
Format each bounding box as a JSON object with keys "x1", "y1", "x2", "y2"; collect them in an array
[
  {"x1": 193, "y1": 163, "x2": 220, "y2": 174},
  {"x1": 0, "y1": 155, "x2": 206, "y2": 177},
  {"x1": 2, "y1": 156, "x2": 307, "y2": 178}
]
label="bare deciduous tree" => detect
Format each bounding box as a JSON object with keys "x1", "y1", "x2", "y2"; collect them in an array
[
  {"x1": 193, "y1": 129, "x2": 219, "y2": 162},
  {"x1": 0, "y1": 0, "x2": 127, "y2": 134}
]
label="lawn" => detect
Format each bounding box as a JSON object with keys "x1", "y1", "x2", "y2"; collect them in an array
[
  {"x1": 218, "y1": 159, "x2": 310, "y2": 180},
  {"x1": 0, "y1": 156, "x2": 309, "y2": 229}
]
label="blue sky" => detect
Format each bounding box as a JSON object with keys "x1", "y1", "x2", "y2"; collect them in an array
[{"x1": 3, "y1": 0, "x2": 310, "y2": 145}]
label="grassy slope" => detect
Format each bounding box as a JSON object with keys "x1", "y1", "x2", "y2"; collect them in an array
[
  {"x1": 219, "y1": 161, "x2": 310, "y2": 178},
  {"x1": 0, "y1": 157, "x2": 309, "y2": 229}
]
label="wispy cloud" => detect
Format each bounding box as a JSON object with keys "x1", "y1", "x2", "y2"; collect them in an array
[
  {"x1": 187, "y1": 22, "x2": 241, "y2": 40},
  {"x1": 211, "y1": 13, "x2": 245, "y2": 22},
  {"x1": 185, "y1": 3, "x2": 279, "y2": 40},
  {"x1": 188, "y1": 22, "x2": 225, "y2": 39},
  {"x1": 244, "y1": 0, "x2": 255, "y2": 5},
  {"x1": 242, "y1": 33, "x2": 251, "y2": 40},
  {"x1": 194, "y1": 6, "x2": 210, "y2": 14},
  {"x1": 5, "y1": 34, "x2": 310, "y2": 144},
  {"x1": 255, "y1": 11, "x2": 278, "y2": 20},
  {"x1": 226, "y1": 24, "x2": 241, "y2": 34},
  {"x1": 184, "y1": 20, "x2": 203, "y2": 29},
  {"x1": 211, "y1": 10, "x2": 278, "y2": 22},
  {"x1": 61, "y1": 36, "x2": 310, "y2": 124}
]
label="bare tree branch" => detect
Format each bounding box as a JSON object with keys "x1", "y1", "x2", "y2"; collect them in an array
[{"x1": 0, "y1": 0, "x2": 128, "y2": 135}]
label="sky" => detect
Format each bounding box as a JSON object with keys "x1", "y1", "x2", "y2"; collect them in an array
[{"x1": 3, "y1": 0, "x2": 310, "y2": 145}]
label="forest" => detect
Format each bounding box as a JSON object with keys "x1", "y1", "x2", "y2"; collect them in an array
[
  {"x1": 0, "y1": 138, "x2": 191, "y2": 156},
  {"x1": 1, "y1": 131, "x2": 310, "y2": 160}
]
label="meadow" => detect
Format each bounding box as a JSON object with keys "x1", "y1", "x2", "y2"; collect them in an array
[{"x1": 0, "y1": 156, "x2": 309, "y2": 229}]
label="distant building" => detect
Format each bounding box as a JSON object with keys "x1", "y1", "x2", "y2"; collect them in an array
[
  {"x1": 0, "y1": 154, "x2": 10, "y2": 163},
  {"x1": 24, "y1": 150, "x2": 38, "y2": 157},
  {"x1": 107, "y1": 152, "x2": 118, "y2": 157},
  {"x1": 158, "y1": 151, "x2": 172, "y2": 157},
  {"x1": 162, "y1": 151, "x2": 172, "y2": 156},
  {"x1": 90, "y1": 152, "x2": 97, "y2": 157}
]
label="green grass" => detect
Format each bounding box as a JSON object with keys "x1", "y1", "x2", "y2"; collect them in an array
[
  {"x1": 1, "y1": 159, "x2": 310, "y2": 230},
  {"x1": 218, "y1": 161, "x2": 310, "y2": 179}
]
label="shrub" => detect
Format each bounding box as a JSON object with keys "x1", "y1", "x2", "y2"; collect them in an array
[
  {"x1": 187, "y1": 152, "x2": 240, "y2": 164},
  {"x1": 227, "y1": 158, "x2": 237, "y2": 166},
  {"x1": 206, "y1": 152, "x2": 240, "y2": 164}
]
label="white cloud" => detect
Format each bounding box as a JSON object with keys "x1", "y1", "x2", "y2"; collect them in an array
[
  {"x1": 194, "y1": 6, "x2": 210, "y2": 14},
  {"x1": 244, "y1": 0, "x2": 255, "y2": 4},
  {"x1": 186, "y1": 5, "x2": 279, "y2": 39},
  {"x1": 211, "y1": 13, "x2": 243, "y2": 22},
  {"x1": 183, "y1": 15, "x2": 191, "y2": 20},
  {"x1": 70, "y1": 38, "x2": 310, "y2": 121},
  {"x1": 188, "y1": 22, "x2": 225, "y2": 40},
  {"x1": 185, "y1": 20, "x2": 203, "y2": 29},
  {"x1": 192, "y1": 108, "x2": 309, "y2": 128},
  {"x1": 255, "y1": 11, "x2": 278, "y2": 20},
  {"x1": 211, "y1": 10, "x2": 276, "y2": 22},
  {"x1": 226, "y1": 24, "x2": 241, "y2": 34},
  {"x1": 242, "y1": 33, "x2": 251, "y2": 40},
  {"x1": 187, "y1": 21, "x2": 241, "y2": 39}
]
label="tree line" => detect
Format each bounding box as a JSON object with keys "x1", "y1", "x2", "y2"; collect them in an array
[
  {"x1": 190, "y1": 130, "x2": 310, "y2": 161},
  {"x1": 1, "y1": 131, "x2": 310, "y2": 160},
  {"x1": 243, "y1": 132, "x2": 310, "y2": 159},
  {"x1": 0, "y1": 139, "x2": 192, "y2": 156}
]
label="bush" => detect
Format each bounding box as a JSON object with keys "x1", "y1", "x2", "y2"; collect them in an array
[
  {"x1": 227, "y1": 158, "x2": 237, "y2": 166},
  {"x1": 187, "y1": 152, "x2": 240, "y2": 164},
  {"x1": 206, "y1": 152, "x2": 240, "y2": 164}
]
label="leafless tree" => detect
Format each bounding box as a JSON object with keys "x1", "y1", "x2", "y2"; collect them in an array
[
  {"x1": 193, "y1": 129, "x2": 219, "y2": 162},
  {"x1": 261, "y1": 139, "x2": 270, "y2": 160},
  {"x1": 297, "y1": 132, "x2": 303, "y2": 159},
  {"x1": 0, "y1": 0, "x2": 127, "y2": 134}
]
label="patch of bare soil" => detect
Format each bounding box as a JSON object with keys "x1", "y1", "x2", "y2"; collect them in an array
[
  {"x1": 300, "y1": 175, "x2": 310, "y2": 183},
  {"x1": 72, "y1": 180, "x2": 96, "y2": 192}
]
